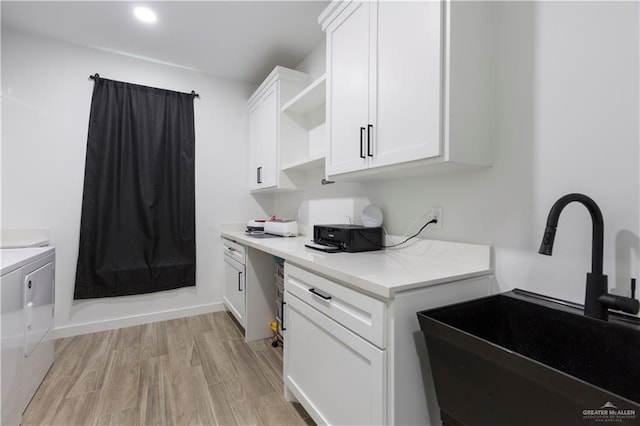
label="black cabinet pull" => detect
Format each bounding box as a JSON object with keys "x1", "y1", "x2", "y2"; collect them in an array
[
  {"x1": 28, "y1": 280, "x2": 32, "y2": 289},
  {"x1": 257, "y1": 166, "x2": 262, "y2": 184},
  {"x1": 309, "y1": 287, "x2": 332, "y2": 300},
  {"x1": 238, "y1": 271, "x2": 243, "y2": 292},
  {"x1": 281, "y1": 300, "x2": 287, "y2": 331},
  {"x1": 360, "y1": 127, "x2": 366, "y2": 159},
  {"x1": 367, "y1": 124, "x2": 373, "y2": 157}
]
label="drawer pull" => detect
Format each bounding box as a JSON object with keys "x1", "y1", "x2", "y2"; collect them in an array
[
  {"x1": 281, "y1": 300, "x2": 287, "y2": 331},
  {"x1": 227, "y1": 246, "x2": 236, "y2": 252},
  {"x1": 309, "y1": 287, "x2": 332, "y2": 300}
]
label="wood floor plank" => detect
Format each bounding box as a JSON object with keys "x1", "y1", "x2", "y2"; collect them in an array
[
  {"x1": 66, "y1": 330, "x2": 115, "y2": 397},
  {"x1": 114, "y1": 324, "x2": 142, "y2": 349},
  {"x1": 166, "y1": 365, "x2": 217, "y2": 426},
  {"x1": 48, "y1": 389, "x2": 101, "y2": 426},
  {"x1": 186, "y1": 312, "x2": 214, "y2": 333},
  {"x1": 194, "y1": 330, "x2": 241, "y2": 386},
  {"x1": 22, "y1": 376, "x2": 75, "y2": 425},
  {"x1": 165, "y1": 317, "x2": 200, "y2": 369},
  {"x1": 253, "y1": 348, "x2": 285, "y2": 395},
  {"x1": 97, "y1": 406, "x2": 138, "y2": 426},
  {"x1": 227, "y1": 391, "x2": 262, "y2": 426},
  {"x1": 43, "y1": 334, "x2": 91, "y2": 381},
  {"x1": 207, "y1": 382, "x2": 239, "y2": 425},
  {"x1": 206, "y1": 311, "x2": 245, "y2": 341},
  {"x1": 96, "y1": 345, "x2": 141, "y2": 416},
  {"x1": 140, "y1": 321, "x2": 168, "y2": 360},
  {"x1": 225, "y1": 339, "x2": 275, "y2": 402},
  {"x1": 137, "y1": 355, "x2": 174, "y2": 426}
]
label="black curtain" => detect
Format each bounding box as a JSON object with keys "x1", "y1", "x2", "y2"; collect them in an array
[{"x1": 74, "y1": 77, "x2": 196, "y2": 299}]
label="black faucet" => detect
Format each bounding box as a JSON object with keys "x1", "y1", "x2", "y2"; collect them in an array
[{"x1": 538, "y1": 193, "x2": 639, "y2": 320}]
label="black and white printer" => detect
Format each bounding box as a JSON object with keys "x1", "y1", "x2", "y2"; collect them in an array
[{"x1": 305, "y1": 224, "x2": 382, "y2": 253}]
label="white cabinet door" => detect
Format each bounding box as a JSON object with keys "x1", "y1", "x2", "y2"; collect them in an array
[
  {"x1": 223, "y1": 257, "x2": 245, "y2": 327},
  {"x1": 284, "y1": 293, "x2": 386, "y2": 425},
  {"x1": 372, "y1": 0, "x2": 443, "y2": 168},
  {"x1": 258, "y1": 85, "x2": 278, "y2": 189},
  {"x1": 248, "y1": 84, "x2": 278, "y2": 191},
  {"x1": 248, "y1": 101, "x2": 261, "y2": 191},
  {"x1": 325, "y1": 0, "x2": 371, "y2": 176}
]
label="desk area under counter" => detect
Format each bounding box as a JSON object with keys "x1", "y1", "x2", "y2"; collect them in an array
[{"x1": 220, "y1": 227, "x2": 494, "y2": 425}]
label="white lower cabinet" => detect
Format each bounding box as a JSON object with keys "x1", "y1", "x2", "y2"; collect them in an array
[
  {"x1": 223, "y1": 256, "x2": 245, "y2": 326},
  {"x1": 284, "y1": 293, "x2": 385, "y2": 425},
  {"x1": 222, "y1": 239, "x2": 246, "y2": 327},
  {"x1": 283, "y1": 262, "x2": 493, "y2": 425}
]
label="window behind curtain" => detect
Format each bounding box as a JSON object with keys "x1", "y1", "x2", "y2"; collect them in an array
[{"x1": 74, "y1": 77, "x2": 196, "y2": 299}]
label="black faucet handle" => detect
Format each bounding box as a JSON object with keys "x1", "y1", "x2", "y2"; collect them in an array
[{"x1": 598, "y1": 293, "x2": 640, "y2": 315}]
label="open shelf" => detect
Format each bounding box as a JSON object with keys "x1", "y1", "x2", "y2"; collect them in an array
[
  {"x1": 281, "y1": 74, "x2": 326, "y2": 117},
  {"x1": 281, "y1": 154, "x2": 325, "y2": 172}
]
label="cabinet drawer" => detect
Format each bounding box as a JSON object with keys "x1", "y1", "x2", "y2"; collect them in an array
[
  {"x1": 284, "y1": 294, "x2": 386, "y2": 425},
  {"x1": 222, "y1": 238, "x2": 245, "y2": 264},
  {"x1": 285, "y1": 263, "x2": 386, "y2": 348}
]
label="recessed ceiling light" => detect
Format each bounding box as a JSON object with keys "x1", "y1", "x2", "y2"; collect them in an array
[{"x1": 134, "y1": 6, "x2": 157, "y2": 23}]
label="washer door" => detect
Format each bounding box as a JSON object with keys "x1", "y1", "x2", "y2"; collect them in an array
[{"x1": 24, "y1": 261, "x2": 54, "y2": 357}]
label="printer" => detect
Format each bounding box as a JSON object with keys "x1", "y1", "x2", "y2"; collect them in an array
[{"x1": 310, "y1": 224, "x2": 382, "y2": 253}]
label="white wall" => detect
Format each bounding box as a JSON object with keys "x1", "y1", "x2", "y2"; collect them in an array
[
  {"x1": 277, "y1": 1, "x2": 640, "y2": 308},
  {"x1": 1, "y1": 28, "x2": 271, "y2": 336},
  {"x1": 294, "y1": 38, "x2": 326, "y2": 81}
]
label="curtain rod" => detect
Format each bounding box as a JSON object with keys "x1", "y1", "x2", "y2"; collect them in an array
[{"x1": 89, "y1": 73, "x2": 200, "y2": 98}]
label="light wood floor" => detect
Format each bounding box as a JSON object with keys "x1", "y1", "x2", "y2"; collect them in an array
[{"x1": 23, "y1": 311, "x2": 314, "y2": 426}]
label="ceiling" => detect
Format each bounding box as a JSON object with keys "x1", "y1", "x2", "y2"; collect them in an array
[{"x1": 1, "y1": 1, "x2": 329, "y2": 84}]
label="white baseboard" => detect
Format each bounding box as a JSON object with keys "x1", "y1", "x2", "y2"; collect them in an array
[{"x1": 54, "y1": 302, "x2": 226, "y2": 339}]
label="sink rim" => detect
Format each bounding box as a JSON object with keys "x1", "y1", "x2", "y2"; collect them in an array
[{"x1": 507, "y1": 288, "x2": 640, "y2": 331}]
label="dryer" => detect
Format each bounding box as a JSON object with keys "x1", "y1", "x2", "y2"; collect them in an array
[{"x1": 1, "y1": 247, "x2": 55, "y2": 425}]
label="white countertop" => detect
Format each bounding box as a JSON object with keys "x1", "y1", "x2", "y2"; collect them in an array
[
  {"x1": 221, "y1": 229, "x2": 492, "y2": 299},
  {"x1": 1, "y1": 247, "x2": 55, "y2": 276}
]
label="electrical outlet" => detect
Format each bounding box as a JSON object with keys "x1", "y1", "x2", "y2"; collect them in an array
[{"x1": 431, "y1": 207, "x2": 443, "y2": 229}]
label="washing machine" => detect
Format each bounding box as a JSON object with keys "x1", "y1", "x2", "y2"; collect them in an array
[{"x1": 1, "y1": 247, "x2": 55, "y2": 425}]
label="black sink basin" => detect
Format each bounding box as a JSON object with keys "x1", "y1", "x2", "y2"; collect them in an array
[{"x1": 417, "y1": 289, "x2": 640, "y2": 426}]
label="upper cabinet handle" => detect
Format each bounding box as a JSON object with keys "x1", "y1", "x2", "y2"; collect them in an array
[
  {"x1": 360, "y1": 127, "x2": 366, "y2": 159},
  {"x1": 257, "y1": 166, "x2": 262, "y2": 184},
  {"x1": 367, "y1": 124, "x2": 373, "y2": 157}
]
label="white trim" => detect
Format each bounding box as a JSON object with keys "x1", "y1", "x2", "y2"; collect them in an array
[
  {"x1": 247, "y1": 66, "x2": 310, "y2": 106},
  {"x1": 319, "y1": 0, "x2": 352, "y2": 31},
  {"x1": 54, "y1": 302, "x2": 226, "y2": 338}
]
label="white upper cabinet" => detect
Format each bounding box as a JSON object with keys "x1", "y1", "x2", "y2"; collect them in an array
[
  {"x1": 324, "y1": 0, "x2": 372, "y2": 175},
  {"x1": 320, "y1": 0, "x2": 495, "y2": 180},
  {"x1": 248, "y1": 66, "x2": 310, "y2": 192},
  {"x1": 249, "y1": 84, "x2": 278, "y2": 190}
]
